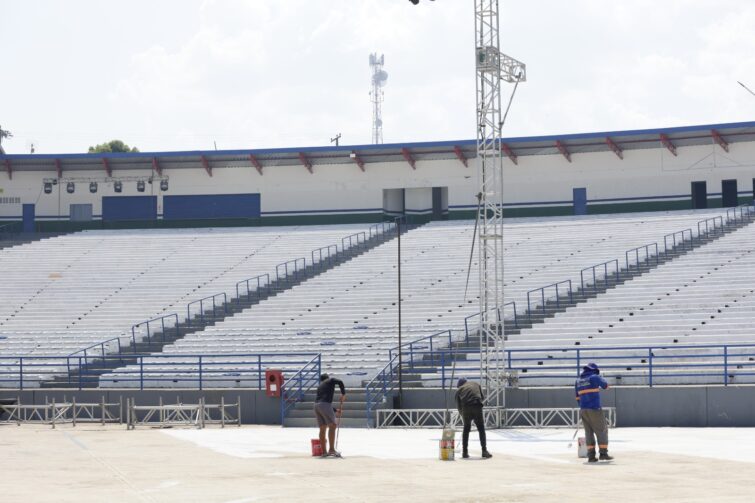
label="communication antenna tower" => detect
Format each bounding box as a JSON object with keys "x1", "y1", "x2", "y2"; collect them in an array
[{"x1": 369, "y1": 53, "x2": 388, "y2": 144}]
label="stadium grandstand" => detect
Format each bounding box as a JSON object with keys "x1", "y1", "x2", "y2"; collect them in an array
[{"x1": 1, "y1": 120, "x2": 755, "y2": 430}]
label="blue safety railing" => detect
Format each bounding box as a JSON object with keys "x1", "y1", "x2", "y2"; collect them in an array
[
  {"x1": 280, "y1": 354, "x2": 322, "y2": 423},
  {"x1": 365, "y1": 352, "x2": 400, "y2": 425},
  {"x1": 275, "y1": 257, "x2": 307, "y2": 287},
  {"x1": 388, "y1": 343, "x2": 755, "y2": 391},
  {"x1": 663, "y1": 229, "x2": 694, "y2": 254},
  {"x1": 388, "y1": 330, "x2": 455, "y2": 372},
  {"x1": 697, "y1": 216, "x2": 724, "y2": 239},
  {"x1": 625, "y1": 243, "x2": 659, "y2": 272},
  {"x1": 526, "y1": 280, "x2": 573, "y2": 321},
  {"x1": 67, "y1": 337, "x2": 125, "y2": 379},
  {"x1": 187, "y1": 292, "x2": 228, "y2": 326},
  {"x1": 341, "y1": 231, "x2": 368, "y2": 253},
  {"x1": 0, "y1": 352, "x2": 321, "y2": 390},
  {"x1": 311, "y1": 244, "x2": 339, "y2": 271},
  {"x1": 580, "y1": 259, "x2": 620, "y2": 294},
  {"x1": 464, "y1": 308, "x2": 501, "y2": 342},
  {"x1": 235, "y1": 274, "x2": 271, "y2": 305},
  {"x1": 368, "y1": 221, "x2": 397, "y2": 241},
  {"x1": 131, "y1": 313, "x2": 180, "y2": 348}
]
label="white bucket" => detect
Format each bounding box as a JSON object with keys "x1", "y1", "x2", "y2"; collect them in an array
[{"x1": 577, "y1": 437, "x2": 588, "y2": 458}]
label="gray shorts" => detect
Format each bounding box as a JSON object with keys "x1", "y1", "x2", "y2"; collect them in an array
[{"x1": 314, "y1": 401, "x2": 337, "y2": 426}]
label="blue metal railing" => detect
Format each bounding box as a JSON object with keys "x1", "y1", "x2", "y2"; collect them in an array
[
  {"x1": 187, "y1": 293, "x2": 228, "y2": 326},
  {"x1": 235, "y1": 274, "x2": 271, "y2": 305},
  {"x1": 663, "y1": 229, "x2": 694, "y2": 254},
  {"x1": 311, "y1": 245, "x2": 339, "y2": 271},
  {"x1": 368, "y1": 221, "x2": 397, "y2": 241},
  {"x1": 341, "y1": 232, "x2": 368, "y2": 253},
  {"x1": 526, "y1": 280, "x2": 573, "y2": 320},
  {"x1": 697, "y1": 216, "x2": 724, "y2": 239},
  {"x1": 388, "y1": 330, "x2": 454, "y2": 372},
  {"x1": 625, "y1": 243, "x2": 659, "y2": 272},
  {"x1": 389, "y1": 343, "x2": 755, "y2": 390},
  {"x1": 131, "y1": 313, "x2": 180, "y2": 348},
  {"x1": 275, "y1": 257, "x2": 307, "y2": 287},
  {"x1": 580, "y1": 259, "x2": 620, "y2": 294},
  {"x1": 464, "y1": 308, "x2": 501, "y2": 342},
  {"x1": 365, "y1": 352, "x2": 400, "y2": 425},
  {"x1": 0, "y1": 352, "x2": 321, "y2": 391},
  {"x1": 280, "y1": 354, "x2": 322, "y2": 423}
]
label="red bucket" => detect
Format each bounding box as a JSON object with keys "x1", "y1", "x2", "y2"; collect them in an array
[{"x1": 311, "y1": 439, "x2": 323, "y2": 457}]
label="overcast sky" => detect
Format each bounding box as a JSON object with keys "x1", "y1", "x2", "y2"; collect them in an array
[{"x1": 1, "y1": 0, "x2": 754, "y2": 154}]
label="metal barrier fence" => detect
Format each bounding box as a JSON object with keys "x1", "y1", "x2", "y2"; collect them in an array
[
  {"x1": 0, "y1": 352, "x2": 321, "y2": 390},
  {"x1": 374, "y1": 407, "x2": 616, "y2": 429},
  {"x1": 580, "y1": 259, "x2": 620, "y2": 294},
  {"x1": 126, "y1": 396, "x2": 241, "y2": 429},
  {"x1": 0, "y1": 396, "x2": 122, "y2": 427}
]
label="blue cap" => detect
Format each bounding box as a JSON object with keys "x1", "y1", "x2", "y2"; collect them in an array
[
  {"x1": 583, "y1": 363, "x2": 600, "y2": 374},
  {"x1": 457, "y1": 378, "x2": 467, "y2": 387}
]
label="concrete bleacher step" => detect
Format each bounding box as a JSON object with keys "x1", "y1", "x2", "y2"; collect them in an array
[{"x1": 89, "y1": 224, "x2": 412, "y2": 390}]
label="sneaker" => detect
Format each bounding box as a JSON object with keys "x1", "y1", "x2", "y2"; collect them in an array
[
  {"x1": 462, "y1": 452, "x2": 470, "y2": 459},
  {"x1": 599, "y1": 452, "x2": 614, "y2": 461},
  {"x1": 328, "y1": 450, "x2": 342, "y2": 458},
  {"x1": 587, "y1": 456, "x2": 598, "y2": 463},
  {"x1": 482, "y1": 450, "x2": 493, "y2": 459}
]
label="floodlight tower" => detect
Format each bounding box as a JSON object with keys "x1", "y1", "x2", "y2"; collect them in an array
[
  {"x1": 369, "y1": 53, "x2": 388, "y2": 144},
  {"x1": 474, "y1": 0, "x2": 526, "y2": 410}
]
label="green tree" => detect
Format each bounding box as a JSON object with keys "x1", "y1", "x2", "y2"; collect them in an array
[{"x1": 88, "y1": 140, "x2": 139, "y2": 153}]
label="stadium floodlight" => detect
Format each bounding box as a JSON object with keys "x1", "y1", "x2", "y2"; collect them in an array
[
  {"x1": 66, "y1": 182, "x2": 75, "y2": 194},
  {"x1": 89, "y1": 182, "x2": 98, "y2": 193},
  {"x1": 43, "y1": 182, "x2": 53, "y2": 194},
  {"x1": 136, "y1": 180, "x2": 145, "y2": 192},
  {"x1": 160, "y1": 179, "x2": 169, "y2": 191},
  {"x1": 114, "y1": 180, "x2": 123, "y2": 193}
]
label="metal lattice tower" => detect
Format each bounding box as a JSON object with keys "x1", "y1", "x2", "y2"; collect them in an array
[
  {"x1": 369, "y1": 53, "x2": 388, "y2": 144},
  {"x1": 474, "y1": 0, "x2": 526, "y2": 408}
]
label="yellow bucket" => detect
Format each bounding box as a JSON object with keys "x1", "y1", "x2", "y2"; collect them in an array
[{"x1": 439, "y1": 428, "x2": 456, "y2": 461}]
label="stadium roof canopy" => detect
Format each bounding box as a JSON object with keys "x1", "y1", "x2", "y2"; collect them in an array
[{"x1": 1, "y1": 120, "x2": 754, "y2": 178}]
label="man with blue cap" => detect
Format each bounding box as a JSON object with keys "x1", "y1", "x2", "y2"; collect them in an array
[
  {"x1": 575, "y1": 363, "x2": 613, "y2": 462},
  {"x1": 455, "y1": 378, "x2": 492, "y2": 459}
]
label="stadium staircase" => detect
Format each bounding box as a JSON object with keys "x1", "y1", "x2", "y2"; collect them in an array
[
  {"x1": 380, "y1": 209, "x2": 755, "y2": 392},
  {"x1": 41, "y1": 223, "x2": 414, "y2": 388}
]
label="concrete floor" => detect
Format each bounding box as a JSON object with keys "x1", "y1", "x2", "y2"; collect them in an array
[{"x1": 2, "y1": 424, "x2": 754, "y2": 502}]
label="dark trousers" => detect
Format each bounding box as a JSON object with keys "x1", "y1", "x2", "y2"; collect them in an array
[
  {"x1": 461, "y1": 404, "x2": 486, "y2": 452},
  {"x1": 580, "y1": 408, "x2": 608, "y2": 451}
]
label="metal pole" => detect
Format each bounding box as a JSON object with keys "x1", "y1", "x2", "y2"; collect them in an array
[{"x1": 397, "y1": 218, "x2": 403, "y2": 406}]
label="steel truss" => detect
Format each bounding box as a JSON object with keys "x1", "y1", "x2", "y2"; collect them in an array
[
  {"x1": 0, "y1": 396, "x2": 122, "y2": 427},
  {"x1": 375, "y1": 407, "x2": 615, "y2": 429},
  {"x1": 126, "y1": 397, "x2": 241, "y2": 430},
  {"x1": 475, "y1": 0, "x2": 526, "y2": 407}
]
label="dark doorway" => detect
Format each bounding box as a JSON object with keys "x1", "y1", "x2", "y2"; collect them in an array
[
  {"x1": 721, "y1": 179, "x2": 738, "y2": 207},
  {"x1": 572, "y1": 187, "x2": 587, "y2": 215},
  {"x1": 691, "y1": 181, "x2": 707, "y2": 209},
  {"x1": 22, "y1": 204, "x2": 35, "y2": 233},
  {"x1": 431, "y1": 187, "x2": 448, "y2": 220}
]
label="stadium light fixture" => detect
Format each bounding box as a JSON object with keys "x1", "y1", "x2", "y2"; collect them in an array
[
  {"x1": 114, "y1": 180, "x2": 123, "y2": 193},
  {"x1": 160, "y1": 179, "x2": 169, "y2": 191},
  {"x1": 89, "y1": 182, "x2": 98, "y2": 193},
  {"x1": 136, "y1": 180, "x2": 145, "y2": 192},
  {"x1": 66, "y1": 182, "x2": 75, "y2": 194},
  {"x1": 43, "y1": 182, "x2": 53, "y2": 194}
]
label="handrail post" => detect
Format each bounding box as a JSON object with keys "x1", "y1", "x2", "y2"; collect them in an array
[
  {"x1": 140, "y1": 356, "x2": 144, "y2": 391},
  {"x1": 198, "y1": 356, "x2": 203, "y2": 391},
  {"x1": 723, "y1": 345, "x2": 728, "y2": 386},
  {"x1": 648, "y1": 349, "x2": 653, "y2": 387}
]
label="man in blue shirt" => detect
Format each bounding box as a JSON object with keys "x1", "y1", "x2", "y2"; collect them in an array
[{"x1": 574, "y1": 363, "x2": 613, "y2": 462}]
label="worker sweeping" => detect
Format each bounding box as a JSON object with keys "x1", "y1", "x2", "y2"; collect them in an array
[
  {"x1": 575, "y1": 363, "x2": 613, "y2": 463},
  {"x1": 455, "y1": 378, "x2": 492, "y2": 459},
  {"x1": 313, "y1": 373, "x2": 346, "y2": 457}
]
